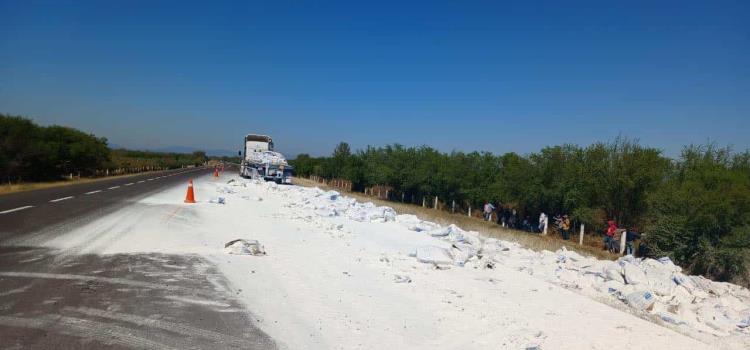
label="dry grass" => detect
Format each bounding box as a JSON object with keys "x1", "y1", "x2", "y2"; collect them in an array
[
  {"x1": 0, "y1": 172, "x2": 157, "y2": 196},
  {"x1": 295, "y1": 177, "x2": 619, "y2": 261}
]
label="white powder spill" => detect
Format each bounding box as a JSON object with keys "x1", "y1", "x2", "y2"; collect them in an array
[{"x1": 21, "y1": 174, "x2": 749, "y2": 350}]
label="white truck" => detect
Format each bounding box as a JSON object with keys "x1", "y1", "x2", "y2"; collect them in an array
[{"x1": 239, "y1": 134, "x2": 293, "y2": 184}]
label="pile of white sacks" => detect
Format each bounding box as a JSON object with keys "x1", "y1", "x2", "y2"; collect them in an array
[
  {"x1": 246, "y1": 151, "x2": 289, "y2": 165},
  {"x1": 264, "y1": 184, "x2": 750, "y2": 339},
  {"x1": 401, "y1": 213, "x2": 750, "y2": 337},
  {"x1": 296, "y1": 189, "x2": 397, "y2": 223}
]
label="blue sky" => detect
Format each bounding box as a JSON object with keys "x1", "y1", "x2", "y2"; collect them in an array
[{"x1": 1, "y1": 1, "x2": 748, "y2": 157}]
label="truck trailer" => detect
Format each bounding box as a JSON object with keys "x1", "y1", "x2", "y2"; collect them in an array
[{"x1": 239, "y1": 134, "x2": 293, "y2": 184}]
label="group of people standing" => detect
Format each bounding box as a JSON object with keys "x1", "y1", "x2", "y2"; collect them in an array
[
  {"x1": 483, "y1": 203, "x2": 533, "y2": 231},
  {"x1": 482, "y1": 202, "x2": 645, "y2": 255},
  {"x1": 604, "y1": 220, "x2": 643, "y2": 254},
  {"x1": 538, "y1": 212, "x2": 572, "y2": 239},
  {"x1": 483, "y1": 202, "x2": 561, "y2": 234}
]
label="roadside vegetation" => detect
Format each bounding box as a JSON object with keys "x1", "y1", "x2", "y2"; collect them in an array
[
  {"x1": 0, "y1": 113, "x2": 207, "y2": 184},
  {"x1": 291, "y1": 140, "x2": 750, "y2": 286}
]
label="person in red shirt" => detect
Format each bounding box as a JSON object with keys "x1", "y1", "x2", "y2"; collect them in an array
[{"x1": 604, "y1": 220, "x2": 617, "y2": 251}]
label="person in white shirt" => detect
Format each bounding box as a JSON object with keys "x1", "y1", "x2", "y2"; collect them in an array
[{"x1": 538, "y1": 212, "x2": 548, "y2": 233}]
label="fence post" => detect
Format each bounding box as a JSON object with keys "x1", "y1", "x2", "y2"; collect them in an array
[
  {"x1": 620, "y1": 230, "x2": 628, "y2": 255},
  {"x1": 434, "y1": 196, "x2": 438, "y2": 209},
  {"x1": 543, "y1": 218, "x2": 548, "y2": 235},
  {"x1": 452, "y1": 200, "x2": 455, "y2": 213},
  {"x1": 401, "y1": 193, "x2": 405, "y2": 202},
  {"x1": 468, "y1": 205, "x2": 471, "y2": 217},
  {"x1": 422, "y1": 197, "x2": 426, "y2": 207},
  {"x1": 579, "y1": 223, "x2": 585, "y2": 245}
]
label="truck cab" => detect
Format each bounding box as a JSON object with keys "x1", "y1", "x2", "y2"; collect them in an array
[
  {"x1": 240, "y1": 134, "x2": 293, "y2": 184},
  {"x1": 245, "y1": 134, "x2": 274, "y2": 153}
]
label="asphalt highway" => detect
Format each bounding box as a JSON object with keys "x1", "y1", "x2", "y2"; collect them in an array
[
  {"x1": 0, "y1": 167, "x2": 212, "y2": 242},
  {"x1": 0, "y1": 165, "x2": 277, "y2": 349}
]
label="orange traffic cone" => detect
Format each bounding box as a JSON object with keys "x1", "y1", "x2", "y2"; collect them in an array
[
  {"x1": 213, "y1": 167, "x2": 219, "y2": 177},
  {"x1": 184, "y1": 180, "x2": 196, "y2": 203}
]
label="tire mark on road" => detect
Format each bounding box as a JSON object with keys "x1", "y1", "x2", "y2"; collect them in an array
[
  {"x1": 0, "y1": 271, "x2": 204, "y2": 295},
  {"x1": 66, "y1": 306, "x2": 250, "y2": 347},
  {"x1": 0, "y1": 315, "x2": 180, "y2": 350}
]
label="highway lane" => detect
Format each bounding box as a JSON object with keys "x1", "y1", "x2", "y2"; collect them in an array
[
  {"x1": 0, "y1": 166, "x2": 212, "y2": 242},
  {"x1": 0, "y1": 164, "x2": 276, "y2": 349}
]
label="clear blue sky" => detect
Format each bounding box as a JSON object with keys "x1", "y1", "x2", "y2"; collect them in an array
[{"x1": 1, "y1": 1, "x2": 748, "y2": 157}]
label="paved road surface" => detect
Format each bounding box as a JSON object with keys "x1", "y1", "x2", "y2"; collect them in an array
[
  {"x1": 0, "y1": 166, "x2": 277, "y2": 349},
  {"x1": 1, "y1": 167, "x2": 209, "y2": 241}
]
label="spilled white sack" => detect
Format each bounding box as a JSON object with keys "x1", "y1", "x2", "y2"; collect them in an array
[{"x1": 224, "y1": 239, "x2": 266, "y2": 256}]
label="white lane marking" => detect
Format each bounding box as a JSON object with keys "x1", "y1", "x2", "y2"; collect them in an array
[
  {"x1": 108, "y1": 186, "x2": 120, "y2": 190},
  {"x1": 49, "y1": 196, "x2": 74, "y2": 203},
  {"x1": 147, "y1": 178, "x2": 155, "y2": 181},
  {"x1": 85, "y1": 190, "x2": 102, "y2": 195},
  {"x1": 137, "y1": 180, "x2": 145, "y2": 183},
  {"x1": 124, "y1": 183, "x2": 134, "y2": 186},
  {"x1": 0, "y1": 206, "x2": 34, "y2": 214}
]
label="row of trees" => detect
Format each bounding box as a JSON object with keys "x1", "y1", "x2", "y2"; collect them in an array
[
  {"x1": 110, "y1": 149, "x2": 208, "y2": 172},
  {"x1": 290, "y1": 139, "x2": 750, "y2": 285},
  {"x1": 1, "y1": 114, "x2": 207, "y2": 182}
]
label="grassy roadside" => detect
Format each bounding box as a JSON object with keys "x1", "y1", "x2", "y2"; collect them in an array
[
  {"x1": 0, "y1": 171, "x2": 165, "y2": 196},
  {"x1": 295, "y1": 177, "x2": 619, "y2": 261}
]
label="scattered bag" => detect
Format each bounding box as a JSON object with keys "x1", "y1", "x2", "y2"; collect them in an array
[
  {"x1": 623, "y1": 262, "x2": 647, "y2": 285},
  {"x1": 414, "y1": 246, "x2": 453, "y2": 265},
  {"x1": 625, "y1": 290, "x2": 656, "y2": 311},
  {"x1": 603, "y1": 263, "x2": 625, "y2": 284},
  {"x1": 393, "y1": 275, "x2": 412, "y2": 283},
  {"x1": 597, "y1": 280, "x2": 625, "y2": 294},
  {"x1": 738, "y1": 311, "x2": 750, "y2": 328},
  {"x1": 209, "y1": 197, "x2": 226, "y2": 204},
  {"x1": 658, "y1": 312, "x2": 687, "y2": 326},
  {"x1": 451, "y1": 243, "x2": 475, "y2": 267},
  {"x1": 224, "y1": 239, "x2": 266, "y2": 256},
  {"x1": 217, "y1": 186, "x2": 235, "y2": 194}
]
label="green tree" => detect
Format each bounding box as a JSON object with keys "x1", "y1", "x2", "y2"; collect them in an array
[{"x1": 645, "y1": 145, "x2": 750, "y2": 284}]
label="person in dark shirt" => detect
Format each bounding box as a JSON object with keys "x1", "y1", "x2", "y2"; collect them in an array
[
  {"x1": 521, "y1": 216, "x2": 532, "y2": 232},
  {"x1": 625, "y1": 228, "x2": 641, "y2": 255}
]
